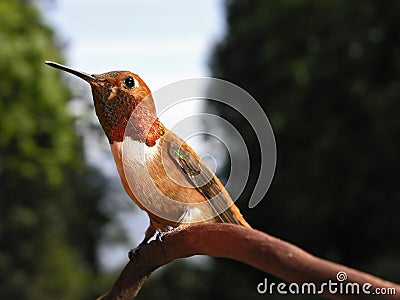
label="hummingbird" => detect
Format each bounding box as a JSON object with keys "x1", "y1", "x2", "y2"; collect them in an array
[{"x1": 45, "y1": 61, "x2": 251, "y2": 246}]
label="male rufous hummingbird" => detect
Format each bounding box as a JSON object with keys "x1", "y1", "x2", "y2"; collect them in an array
[{"x1": 45, "y1": 61, "x2": 251, "y2": 246}]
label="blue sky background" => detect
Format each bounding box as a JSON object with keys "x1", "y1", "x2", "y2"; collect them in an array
[
  {"x1": 44, "y1": 0, "x2": 225, "y2": 89},
  {"x1": 42, "y1": 0, "x2": 226, "y2": 270}
]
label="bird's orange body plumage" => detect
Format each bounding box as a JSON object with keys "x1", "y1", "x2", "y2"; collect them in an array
[{"x1": 45, "y1": 61, "x2": 250, "y2": 244}]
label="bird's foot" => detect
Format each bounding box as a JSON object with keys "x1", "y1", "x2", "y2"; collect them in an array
[
  {"x1": 128, "y1": 229, "x2": 171, "y2": 260},
  {"x1": 155, "y1": 230, "x2": 166, "y2": 246}
]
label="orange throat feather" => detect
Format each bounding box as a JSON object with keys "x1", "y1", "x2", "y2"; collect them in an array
[{"x1": 108, "y1": 105, "x2": 165, "y2": 147}]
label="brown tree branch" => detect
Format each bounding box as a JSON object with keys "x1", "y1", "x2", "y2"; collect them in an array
[{"x1": 97, "y1": 223, "x2": 400, "y2": 300}]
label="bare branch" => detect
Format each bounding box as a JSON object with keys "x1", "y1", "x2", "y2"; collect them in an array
[{"x1": 97, "y1": 223, "x2": 400, "y2": 300}]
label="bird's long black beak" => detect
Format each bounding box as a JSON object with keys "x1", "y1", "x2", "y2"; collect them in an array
[{"x1": 44, "y1": 61, "x2": 104, "y2": 83}]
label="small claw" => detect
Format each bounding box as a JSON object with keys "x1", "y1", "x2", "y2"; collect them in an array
[{"x1": 156, "y1": 231, "x2": 166, "y2": 245}]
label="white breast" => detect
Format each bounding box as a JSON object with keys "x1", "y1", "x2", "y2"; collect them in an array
[{"x1": 122, "y1": 138, "x2": 160, "y2": 165}]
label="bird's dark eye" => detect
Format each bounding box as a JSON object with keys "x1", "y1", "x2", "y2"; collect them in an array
[{"x1": 124, "y1": 76, "x2": 136, "y2": 89}]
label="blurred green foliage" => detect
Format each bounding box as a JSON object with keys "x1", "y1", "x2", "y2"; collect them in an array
[
  {"x1": 139, "y1": 0, "x2": 400, "y2": 299},
  {"x1": 0, "y1": 1, "x2": 110, "y2": 299}
]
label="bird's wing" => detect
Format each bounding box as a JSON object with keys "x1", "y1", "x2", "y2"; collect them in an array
[{"x1": 165, "y1": 132, "x2": 246, "y2": 226}]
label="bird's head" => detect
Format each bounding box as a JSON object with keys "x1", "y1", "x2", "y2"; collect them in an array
[{"x1": 45, "y1": 61, "x2": 161, "y2": 144}]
